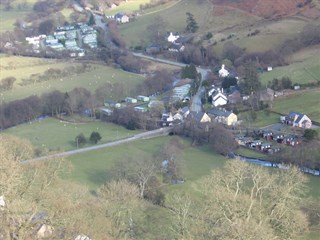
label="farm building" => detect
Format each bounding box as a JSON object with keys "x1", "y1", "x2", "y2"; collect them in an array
[{"x1": 134, "y1": 106, "x2": 147, "y2": 112}]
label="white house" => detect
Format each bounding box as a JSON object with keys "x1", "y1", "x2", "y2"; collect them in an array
[
  {"x1": 282, "y1": 112, "x2": 312, "y2": 128},
  {"x1": 114, "y1": 13, "x2": 129, "y2": 23},
  {"x1": 212, "y1": 90, "x2": 228, "y2": 107},
  {"x1": 167, "y1": 32, "x2": 180, "y2": 43},
  {"x1": 218, "y1": 64, "x2": 229, "y2": 78}
]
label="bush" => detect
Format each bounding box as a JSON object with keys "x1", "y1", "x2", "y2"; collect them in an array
[
  {"x1": 75, "y1": 133, "x2": 86, "y2": 147},
  {"x1": 304, "y1": 129, "x2": 318, "y2": 141},
  {"x1": 90, "y1": 131, "x2": 102, "y2": 144}
]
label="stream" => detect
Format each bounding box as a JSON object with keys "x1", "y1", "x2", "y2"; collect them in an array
[{"x1": 237, "y1": 155, "x2": 320, "y2": 176}]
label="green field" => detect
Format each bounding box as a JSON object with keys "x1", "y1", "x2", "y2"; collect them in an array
[
  {"x1": 67, "y1": 136, "x2": 227, "y2": 189},
  {"x1": 272, "y1": 90, "x2": 320, "y2": 122},
  {"x1": 0, "y1": 55, "x2": 145, "y2": 102},
  {"x1": 4, "y1": 117, "x2": 141, "y2": 152},
  {"x1": 0, "y1": 0, "x2": 37, "y2": 32},
  {"x1": 104, "y1": 0, "x2": 152, "y2": 15},
  {"x1": 260, "y1": 52, "x2": 320, "y2": 85},
  {"x1": 66, "y1": 135, "x2": 320, "y2": 198}
]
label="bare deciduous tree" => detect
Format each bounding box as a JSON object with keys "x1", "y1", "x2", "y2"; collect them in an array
[{"x1": 196, "y1": 160, "x2": 309, "y2": 240}]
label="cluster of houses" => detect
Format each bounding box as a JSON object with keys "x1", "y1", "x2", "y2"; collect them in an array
[
  {"x1": 25, "y1": 23, "x2": 98, "y2": 56},
  {"x1": 236, "y1": 135, "x2": 280, "y2": 154},
  {"x1": 99, "y1": 95, "x2": 151, "y2": 116},
  {"x1": 106, "y1": 12, "x2": 130, "y2": 23},
  {"x1": 146, "y1": 31, "x2": 189, "y2": 54},
  {"x1": 259, "y1": 130, "x2": 303, "y2": 146},
  {"x1": 236, "y1": 114, "x2": 310, "y2": 155},
  {"x1": 161, "y1": 107, "x2": 238, "y2": 127}
]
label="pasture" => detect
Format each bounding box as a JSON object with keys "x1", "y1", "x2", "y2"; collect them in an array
[
  {"x1": 0, "y1": 0, "x2": 36, "y2": 32},
  {"x1": 260, "y1": 52, "x2": 320, "y2": 85},
  {"x1": 116, "y1": 0, "x2": 314, "y2": 55},
  {"x1": 118, "y1": 0, "x2": 258, "y2": 48},
  {"x1": 67, "y1": 136, "x2": 227, "y2": 189},
  {"x1": 272, "y1": 89, "x2": 320, "y2": 122},
  {"x1": 0, "y1": 55, "x2": 145, "y2": 102},
  {"x1": 66, "y1": 134, "x2": 320, "y2": 198},
  {"x1": 4, "y1": 117, "x2": 141, "y2": 152}
]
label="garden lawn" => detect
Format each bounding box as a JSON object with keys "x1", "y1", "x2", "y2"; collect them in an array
[
  {"x1": 4, "y1": 117, "x2": 141, "y2": 152},
  {"x1": 238, "y1": 111, "x2": 281, "y2": 128},
  {"x1": 272, "y1": 90, "x2": 320, "y2": 122},
  {"x1": 235, "y1": 147, "x2": 269, "y2": 161}
]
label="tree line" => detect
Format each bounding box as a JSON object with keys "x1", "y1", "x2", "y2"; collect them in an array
[{"x1": 0, "y1": 87, "x2": 97, "y2": 130}]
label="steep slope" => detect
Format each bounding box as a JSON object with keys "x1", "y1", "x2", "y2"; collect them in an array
[{"x1": 211, "y1": 0, "x2": 320, "y2": 19}]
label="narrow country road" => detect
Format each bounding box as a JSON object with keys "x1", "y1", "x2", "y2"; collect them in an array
[
  {"x1": 23, "y1": 127, "x2": 171, "y2": 163},
  {"x1": 132, "y1": 52, "x2": 211, "y2": 112}
]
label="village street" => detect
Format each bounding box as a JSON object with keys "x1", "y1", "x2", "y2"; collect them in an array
[{"x1": 131, "y1": 52, "x2": 211, "y2": 112}]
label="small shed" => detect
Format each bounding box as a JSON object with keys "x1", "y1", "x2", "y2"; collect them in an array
[
  {"x1": 134, "y1": 106, "x2": 147, "y2": 112},
  {"x1": 125, "y1": 97, "x2": 137, "y2": 104},
  {"x1": 137, "y1": 95, "x2": 150, "y2": 102}
]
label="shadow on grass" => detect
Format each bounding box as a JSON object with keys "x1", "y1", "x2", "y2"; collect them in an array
[{"x1": 86, "y1": 169, "x2": 109, "y2": 187}]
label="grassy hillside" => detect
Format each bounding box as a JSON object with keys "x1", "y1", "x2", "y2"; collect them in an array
[
  {"x1": 0, "y1": 55, "x2": 145, "y2": 102},
  {"x1": 116, "y1": 0, "x2": 320, "y2": 55},
  {"x1": 260, "y1": 45, "x2": 320, "y2": 85},
  {"x1": 118, "y1": 0, "x2": 259, "y2": 48}
]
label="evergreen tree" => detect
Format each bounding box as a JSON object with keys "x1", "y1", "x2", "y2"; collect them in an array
[
  {"x1": 90, "y1": 131, "x2": 102, "y2": 144},
  {"x1": 88, "y1": 13, "x2": 95, "y2": 26},
  {"x1": 181, "y1": 64, "x2": 198, "y2": 79},
  {"x1": 240, "y1": 63, "x2": 261, "y2": 95},
  {"x1": 185, "y1": 12, "x2": 198, "y2": 33}
]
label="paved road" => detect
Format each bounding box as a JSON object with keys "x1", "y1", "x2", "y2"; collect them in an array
[
  {"x1": 23, "y1": 128, "x2": 171, "y2": 164},
  {"x1": 132, "y1": 53, "x2": 211, "y2": 112}
]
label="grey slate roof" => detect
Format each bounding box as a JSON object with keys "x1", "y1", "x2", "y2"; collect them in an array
[{"x1": 207, "y1": 108, "x2": 232, "y2": 117}]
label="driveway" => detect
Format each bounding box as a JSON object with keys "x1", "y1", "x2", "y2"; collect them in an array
[{"x1": 260, "y1": 123, "x2": 286, "y2": 132}]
